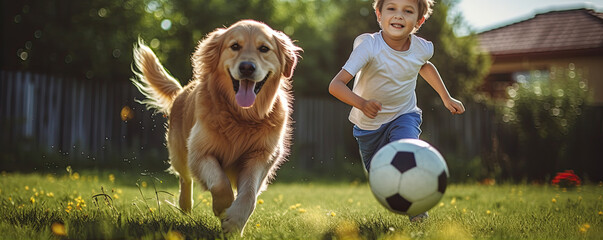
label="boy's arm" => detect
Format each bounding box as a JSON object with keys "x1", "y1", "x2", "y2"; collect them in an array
[
  {"x1": 419, "y1": 62, "x2": 465, "y2": 115},
  {"x1": 328, "y1": 69, "x2": 382, "y2": 119}
]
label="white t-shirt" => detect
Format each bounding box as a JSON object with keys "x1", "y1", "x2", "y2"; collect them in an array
[{"x1": 342, "y1": 31, "x2": 434, "y2": 130}]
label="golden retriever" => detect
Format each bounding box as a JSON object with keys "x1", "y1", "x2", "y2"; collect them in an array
[{"x1": 132, "y1": 20, "x2": 301, "y2": 235}]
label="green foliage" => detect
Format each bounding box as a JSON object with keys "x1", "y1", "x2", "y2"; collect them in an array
[
  {"x1": 3, "y1": 0, "x2": 488, "y2": 98},
  {"x1": 0, "y1": 172, "x2": 602, "y2": 239},
  {"x1": 415, "y1": 0, "x2": 490, "y2": 107},
  {"x1": 3, "y1": 0, "x2": 159, "y2": 81},
  {"x1": 496, "y1": 67, "x2": 591, "y2": 180}
]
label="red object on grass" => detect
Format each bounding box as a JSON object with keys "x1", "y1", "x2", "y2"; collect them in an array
[{"x1": 551, "y1": 170, "x2": 581, "y2": 187}]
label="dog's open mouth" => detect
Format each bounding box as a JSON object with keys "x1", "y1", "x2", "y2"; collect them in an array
[{"x1": 230, "y1": 71, "x2": 270, "y2": 108}]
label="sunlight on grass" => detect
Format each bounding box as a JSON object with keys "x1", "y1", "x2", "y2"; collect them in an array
[{"x1": 0, "y1": 170, "x2": 602, "y2": 239}]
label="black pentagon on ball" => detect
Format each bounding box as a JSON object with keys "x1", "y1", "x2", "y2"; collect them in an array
[
  {"x1": 386, "y1": 193, "x2": 412, "y2": 212},
  {"x1": 391, "y1": 151, "x2": 416, "y2": 174},
  {"x1": 438, "y1": 171, "x2": 447, "y2": 193}
]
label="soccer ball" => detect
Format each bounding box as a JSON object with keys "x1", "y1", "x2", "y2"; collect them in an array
[{"x1": 368, "y1": 139, "x2": 449, "y2": 216}]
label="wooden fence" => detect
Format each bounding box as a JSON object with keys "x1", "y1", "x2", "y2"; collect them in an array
[
  {"x1": 0, "y1": 71, "x2": 167, "y2": 165},
  {"x1": 1, "y1": 71, "x2": 492, "y2": 172}
]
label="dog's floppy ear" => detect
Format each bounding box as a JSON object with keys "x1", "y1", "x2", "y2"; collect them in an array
[
  {"x1": 273, "y1": 31, "x2": 302, "y2": 79},
  {"x1": 192, "y1": 27, "x2": 227, "y2": 78}
]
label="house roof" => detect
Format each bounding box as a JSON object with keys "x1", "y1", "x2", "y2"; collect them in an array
[{"x1": 478, "y1": 8, "x2": 603, "y2": 56}]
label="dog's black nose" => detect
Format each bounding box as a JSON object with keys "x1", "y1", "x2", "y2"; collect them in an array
[{"x1": 239, "y1": 61, "x2": 256, "y2": 77}]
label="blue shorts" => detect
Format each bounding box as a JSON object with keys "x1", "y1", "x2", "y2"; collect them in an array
[{"x1": 353, "y1": 111, "x2": 422, "y2": 172}]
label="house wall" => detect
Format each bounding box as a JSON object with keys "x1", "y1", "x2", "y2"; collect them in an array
[{"x1": 488, "y1": 54, "x2": 603, "y2": 105}]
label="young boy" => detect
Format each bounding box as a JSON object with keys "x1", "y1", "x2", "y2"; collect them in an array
[{"x1": 328, "y1": 0, "x2": 465, "y2": 221}]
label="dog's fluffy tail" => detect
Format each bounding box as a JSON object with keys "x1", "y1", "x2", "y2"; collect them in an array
[{"x1": 132, "y1": 39, "x2": 183, "y2": 115}]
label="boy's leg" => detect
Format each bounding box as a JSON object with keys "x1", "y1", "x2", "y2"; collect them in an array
[
  {"x1": 387, "y1": 111, "x2": 422, "y2": 141},
  {"x1": 352, "y1": 125, "x2": 389, "y2": 172}
]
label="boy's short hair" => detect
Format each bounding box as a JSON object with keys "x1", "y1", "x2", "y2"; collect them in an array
[{"x1": 373, "y1": 0, "x2": 435, "y2": 20}]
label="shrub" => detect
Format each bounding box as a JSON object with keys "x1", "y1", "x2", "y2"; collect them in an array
[{"x1": 496, "y1": 66, "x2": 590, "y2": 181}]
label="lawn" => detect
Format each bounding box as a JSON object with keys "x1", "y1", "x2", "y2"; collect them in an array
[{"x1": 0, "y1": 170, "x2": 601, "y2": 239}]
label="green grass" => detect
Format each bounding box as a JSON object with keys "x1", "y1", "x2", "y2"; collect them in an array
[{"x1": 0, "y1": 170, "x2": 602, "y2": 239}]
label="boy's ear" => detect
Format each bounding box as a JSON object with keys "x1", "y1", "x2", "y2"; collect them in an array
[{"x1": 375, "y1": 9, "x2": 381, "y2": 22}]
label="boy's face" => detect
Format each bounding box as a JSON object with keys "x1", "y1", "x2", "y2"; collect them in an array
[{"x1": 376, "y1": 0, "x2": 425, "y2": 39}]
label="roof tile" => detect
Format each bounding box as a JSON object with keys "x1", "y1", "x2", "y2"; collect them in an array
[{"x1": 478, "y1": 9, "x2": 603, "y2": 55}]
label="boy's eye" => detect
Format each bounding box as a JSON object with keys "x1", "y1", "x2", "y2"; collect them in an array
[
  {"x1": 405, "y1": 10, "x2": 414, "y2": 14},
  {"x1": 231, "y1": 43, "x2": 241, "y2": 51}
]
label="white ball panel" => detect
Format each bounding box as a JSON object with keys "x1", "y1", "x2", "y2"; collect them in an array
[
  {"x1": 405, "y1": 192, "x2": 443, "y2": 216},
  {"x1": 390, "y1": 139, "x2": 429, "y2": 153},
  {"x1": 414, "y1": 147, "x2": 447, "y2": 176},
  {"x1": 432, "y1": 146, "x2": 450, "y2": 176},
  {"x1": 398, "y1": 168, "x2": 437, "y2": 202},
  {"x1": 370, "y1": 144, "x2": 398, "y2": 170},
  {"x1": 369, "y1": 165, "x2": 402, "y2": 199}
]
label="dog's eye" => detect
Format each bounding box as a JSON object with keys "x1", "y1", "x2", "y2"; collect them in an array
[
  {"x1": 258, "y1": 46, "x2": 270, "y2": 53},
  {"x1": 230, "y1": 43, "x2": 241, "y2": 51}
]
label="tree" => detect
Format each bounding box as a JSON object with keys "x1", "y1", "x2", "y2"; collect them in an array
[
  {"x1": 1, "y1": 0, "x2": 162, "y2": 82},
  {"x1": 415, "y1": 0, "x2": 490, "y2": 107}
]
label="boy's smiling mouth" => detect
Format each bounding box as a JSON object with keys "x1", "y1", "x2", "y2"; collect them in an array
[{"x1": 391, "y1": 23, "x2": 405, "y2": 29}]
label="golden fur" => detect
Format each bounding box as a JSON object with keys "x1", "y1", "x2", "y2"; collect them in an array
[{"x1": 132, "y1": 20, "x2": 301, "y2": 235}]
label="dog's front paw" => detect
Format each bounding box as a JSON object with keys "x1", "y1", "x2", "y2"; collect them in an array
[{"x1": 221, "y1": 216, "x2": 244, "y2": 236}]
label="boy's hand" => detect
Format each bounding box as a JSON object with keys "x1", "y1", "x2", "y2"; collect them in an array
[
  {"x1": 444, "y1": 97, "x2": 465, "y2": 115},
  {"x1": 360, "y1": 99, "x2": 382, "y2": 119}
]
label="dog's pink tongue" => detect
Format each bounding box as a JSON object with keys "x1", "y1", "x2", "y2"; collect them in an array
[{"x1": 235, "y1": 80, "x2": 256, "y2": 108}]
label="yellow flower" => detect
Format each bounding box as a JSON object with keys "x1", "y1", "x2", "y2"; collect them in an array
[
  {"x1": 552, "y1": 198, "x2": 557, "y2": 203},
  {"x1": 141, "y1": 181, "x2": 147, "y2": 188},
  {"x1": 25, "y1": 186, "x2": 29, "y2": 191},
  {"x1": 330, "y1": 211, "x2": 336, "y2": 217},
  {"x1": 51, "y1": 222, "x2": 67, "y2": 236},
  {"x1": 579, "y1": 223, "x2": 591, "y2": 233},
  {"x1": 47, "y1": 192, "x2": 54, "y2": 197},
  {"x1": 256, "y1": 223, "x2": 261, "y2": 228},
  {"x1": 65, "y1": 201, "x2": 74, "y2": 213},
  {"x1": 149, "y1": 208, "x2": 156, "y2": 213},
  {"x1": 598, "y1": 211, "x2": 602, "y2": 216},
  {"x1": 298, "y1": 208, "x2": 307, "y2": 213},
  {"x1": 257, "y1": 199, "x2": 264, "y2": 204},
  {"x1": 450, "y1": 197, "x2": 457, "y2": 205},
  {"x1": 71, "y1": 172, "x2": 80, "y2": 180},
  {"x1": 30, "y1": 197, "x2": 36, "y2": 204},
  {"x1": 486, "y1": 210, "x2": 492, "y2": 215},
  {"x1": 109, "y1": 174, "x2": 115, "y2": 183},
  {"x1": 165, "y1": 230, "x2": 184, "y2": 240}
]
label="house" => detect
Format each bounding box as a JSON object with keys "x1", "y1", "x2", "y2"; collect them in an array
[{"x1": 477, "y1": 8, "x2": 603, "y2": 105}]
